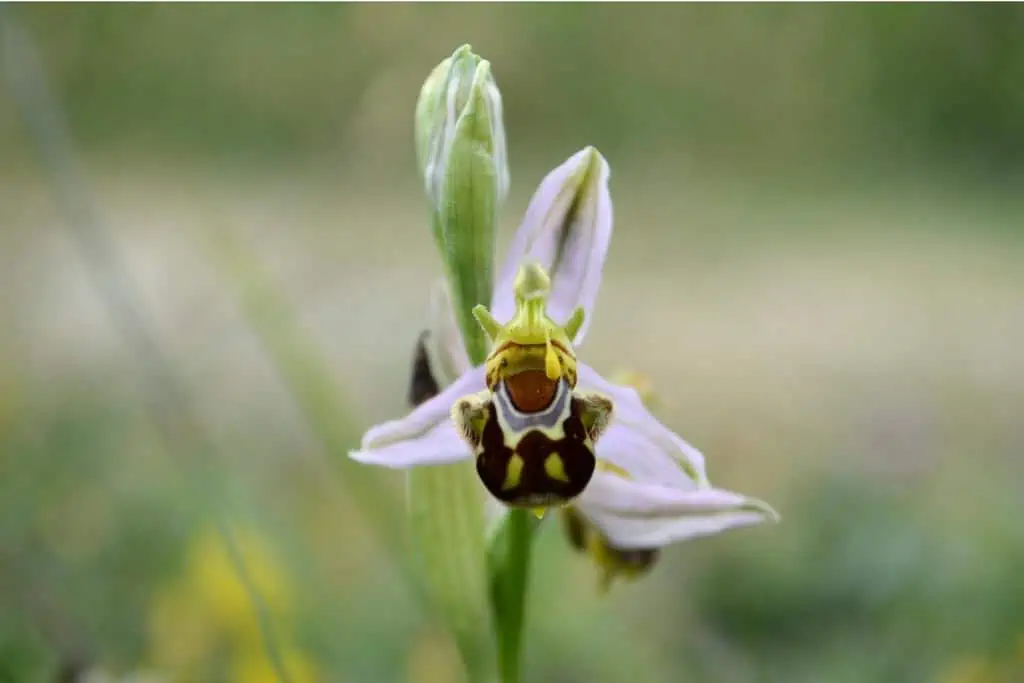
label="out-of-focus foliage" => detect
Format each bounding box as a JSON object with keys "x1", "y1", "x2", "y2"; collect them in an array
[
  {"x1": 2, "y1": 4, "x2": 1023, "y2": 683},
  {"x1": 686, "y1": 471, "x2": 1024, "y2": 683},
  {"x1": 3, "y1": 4, "x2": 1024, "y2": 176}
]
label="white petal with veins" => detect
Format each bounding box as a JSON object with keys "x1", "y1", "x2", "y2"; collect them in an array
[
  {"x1": 351, "y1": 420, "x2": 470, "y2": 468},
  {"x1": 587, "y1": 508, "x2": 772, "y2": 550},
  {"x1": 578, "y1": 470, "x2": 770, "y2": 519},
  {"x1": 579, "y1": 363, "x2": 708, "y2": 484},
  {"x1": 427, "y1": 279, "x2": 471, "y2": 386},
  {"x1": 359, "y1": 366, "x2": 486, "y2": 451},
  {"x1": 491, "y1": 147, "x2": 612, "y2": 344},
  {"x1": 596, "y1": 424, "x2": 695, "y2": 490}
]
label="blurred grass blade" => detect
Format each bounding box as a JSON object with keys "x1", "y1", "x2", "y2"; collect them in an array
[
  {"x1": 0, "y1": 8, "x2": 293, "y2": 682},
  {"x1": 208, "y1": 228, "x2": 495, "y2": 678},
  {"x1": 204, "y1": 228, "x2": 411, "y2": 568}
]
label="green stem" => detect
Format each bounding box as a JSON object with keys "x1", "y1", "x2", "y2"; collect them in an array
[
  {"x1": 434, "y1": 211, "x2": 492, "y2": 366},
  {"x1": 496, "y1": 509, "x2": 536, "y2": 683}
]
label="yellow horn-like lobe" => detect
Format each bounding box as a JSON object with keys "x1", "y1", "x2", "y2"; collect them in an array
[{"x1": 544, "y1": 329, "x2": 561, "y2": 380}]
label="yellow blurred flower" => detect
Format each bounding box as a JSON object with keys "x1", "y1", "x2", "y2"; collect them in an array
[
  {"x1": 230, "y1": 646, "x2": 321, "y2": 683},
  {"x1": 146, "y1": 525, "x2": 311, "y2": 680},
  {"x1": 186, "y1": 527, "x2": 294, "y2": 644},
  {"x1": 406, "y1": 627, "x2": 465, "y2": 683},
  {"x1": 146, "y1": 583, "x2": 218, "y2": 674},
  {"x1": 937, "y1": 655, "x2": 1000, "y2": 683}
]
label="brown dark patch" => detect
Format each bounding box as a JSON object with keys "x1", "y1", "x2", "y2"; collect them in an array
[
  {"x1": 408, "y1": 331, "x2": 440, "y2": 408},
  {"x1": 504, "y1": 371, "x2": 557, "y2": 413},
  {"x1": 608, "y1": 547, "x2": 660, "y2": 573},
  {"x1": 475, "y1": 397, "x2": 596, "y2": 507}
]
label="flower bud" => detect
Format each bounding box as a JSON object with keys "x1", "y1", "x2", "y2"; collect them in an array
[
  {"x1": 414, "y1": 44, "x2": 510, "y2": 366},
  {"x1": 415, "y1": 44, "x2": 509, "y2": 213},
  {"x1": 560, "y1": 506, "x2": 659, "y2": 593}
]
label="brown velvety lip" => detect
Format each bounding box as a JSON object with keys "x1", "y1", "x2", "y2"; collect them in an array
[{"x1": 504, "y1": 370, "x2": 558, "y2": 413}]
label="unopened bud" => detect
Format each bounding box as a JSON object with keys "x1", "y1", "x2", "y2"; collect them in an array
[
  {"x1": 415, "y1": 44, "x2": 509, "y2": 215},
  {"x1": 414, "y1": 44, "x2": 510, "y2": 365}
]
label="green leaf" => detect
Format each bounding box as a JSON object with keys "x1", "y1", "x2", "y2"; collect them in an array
[{"x1": 408, "y1": 463, "x2": 495, "y2": 678}]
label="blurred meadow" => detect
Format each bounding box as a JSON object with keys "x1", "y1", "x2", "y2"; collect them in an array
[{"x1": 2, "y1": 4, "x2": 1024, "y2": 683}]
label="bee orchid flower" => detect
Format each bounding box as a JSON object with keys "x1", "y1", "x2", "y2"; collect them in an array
[{"x1": 351, "y1": 147, "x2": 777, "y2": 583}]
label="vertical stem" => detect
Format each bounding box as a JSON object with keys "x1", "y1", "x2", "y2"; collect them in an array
[
  {"x1": 496, "y1": 509, "x2": 534, "y2": 683},
  {"x1": 435, "y1": 211, "x2": 492, "y2": 367},
  {"x1": 423, "y1": 48, "x2": 525, "y2": 682}
]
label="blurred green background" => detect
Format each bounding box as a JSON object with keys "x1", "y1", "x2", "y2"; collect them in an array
[{"x1": 2, "y1": 4, "x2": 1023, "y2": 683}]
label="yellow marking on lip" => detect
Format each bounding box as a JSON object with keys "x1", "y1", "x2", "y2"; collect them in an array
[
  {"x1": 502, "y1": 454, "x2": 524, "y2": 491},
  {"x1": 544, "y1": 328, "x2": 561, "y2": 380},
  {"x1": 489, "y1": 340, "x2": 574, "y2": 360},
  {"x1": 544, "y1": 453, "x2": 569, "y2": 483}
]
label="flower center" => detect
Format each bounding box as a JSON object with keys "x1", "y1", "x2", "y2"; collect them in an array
[{"x1": 504, "y1": 370, "x2": 558, "y2": 413}]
